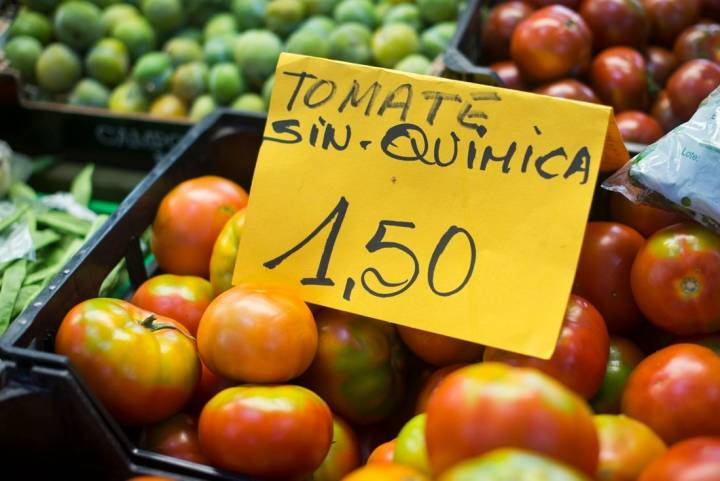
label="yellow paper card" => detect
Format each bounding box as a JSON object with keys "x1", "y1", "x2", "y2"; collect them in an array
[{"x1": 234, "y1": 53, "x2": 621, "y2": 359}]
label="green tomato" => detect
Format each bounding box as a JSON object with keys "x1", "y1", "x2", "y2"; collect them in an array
[
  {"x1": 208, "y1": 62, "x2": 245, "y2": 105},
  {"x1": 108, "y1": 81, "x2": 149, "y2": 113},
  {"x1": 203, "y1": 34, "x2": 235, "y2": 64},
  {"x1": 163, "y1": 37, "x2": 204, "y2": 66},
  {"x1": 35, "y1": 43, "x2": 82, "y2": 93},
  {"x1": 384, "y1": 3, "x2": 422, "y2": 30},
  {"x1": 286, "y1": 28, "x2": 330, "y2": 57},
  {"x1": 203, "y1": 13, "x2": 237, "y2": 40},
  {"x1": 69, "y1": 78, "x2": 111, "y2": 108},
  {"x1": 132, "y1": 52, "x2": 174, "y2": 96},
  {"x1": 9, "y1": 8, "x2": 52, "y2": 45},
  {"x1": 301, "y1": 0, "x2": 338, "y2": 16},
  {"x1": 299, "y1": 15, "x2": 336, "y2": 36},
  {"x1": 394, "y1": 54, "x2": 430, "y2": 74},
  {"x1": 20, "y1": 0, "x2": 59, "y2": 13},
  {"x1": 53, "y1": 1, "x2": 104, "y2": 50},
  {"x1": 4, "y1": 36, "x2": 43, "y2": 81},
  {"x1": 231, "y1": 0, "x2": 267, "y2": 30},
  {"x1": 112, "y1": 16, "x2": 156, "y2": 60},
  {"x1": 417, "y1": 0, "x2": 461, "y2": 24},
  {"x1": 86, "y1": 38, "x2": 129, "y2": 87},
  {"x1": 372, "y1": 23, "x2": 419, "y2": 68},
  {"x1": 101, "y1": 4, "x2": 140, "y2": 32},
  {"x1": 265, "y1": 0, "x2": 306, "y2": 38},
  {"x1": 233, "y1": 29, "x2": 282, "y2": 87},
  {"x1": 394, "y1": 414, "x2": 431, "y2": 475},
  {"x1": 328, "y1": 22, "x2": 372, "y2": 64},
  {"x1": 141, "y1": 0, "x2": 184, "y2": 34},
  {"x1": 590, "y1": 337, "x2": 644, "y2": 414},
  {"x1": 333, "y1": 0, "x2": 376, "y2": 28},
  {"x1": 172, "y1": 61, "x2": 209, "y2": 103},
  {"x1": 231, "y1": 93, "x2": 266, "y2": 112},
  {"x1": 262, "y1": 73, "x2": 275, "y2": 105},
  {"x1": 189, "y1": 94, "x2": 217, "y2": 121},
  {"x1": 419, "y1": 21, "x2": 455, "y2": 59}
]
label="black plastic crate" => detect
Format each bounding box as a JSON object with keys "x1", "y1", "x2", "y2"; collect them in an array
[{"x1": 0, "y1": 110, "x2": 265, "y2": 480}]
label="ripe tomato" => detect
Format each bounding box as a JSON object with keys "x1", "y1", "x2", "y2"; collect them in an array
[
  {"x1": 591, "y1": 47, "x2": 649, "y2": 112},
  {"x1": 197, "y1": 284, "x2": 317, "y2": 383},
  {"x1": 394, "y1": 414, "x2": 430, "y2": 475},
  {"x1": 610, "y1": 193, "x2": 686, "y2": 237},
  {"x1": 615, "y1": 111, "x2": 664, "y2": 144},
  {"x1": 151, "y1": 176, "x2": 248, "y2": 277},
  {"x1": 667, "y1": 59, "x2": 720, "y2": 120},
  {"x1": 484, "y1": 295, "x2": 609, "y2": 399},
  {"x1": 490, "y1": 61, "x2": 528, "y2": 90},
  {"x1": 140, "y1": 413, "x2": 208, "y2": 464},
  {"x1": 579, "y1": 0, "x2": 649, "y2": 50},
  {"x1": 437, "y1": 449, "x2": 592, "y2": 481},
  {"x1": 397, "y1": 325, "x2": 483, "y2": 366},
  {"x1": 646, "y1": 47, "x2": 678, "y2": 88},
  {"x1": 186, "y1": 361, "x2": 234, "y2": 415},
  {"x1": 414, "y1": 364, "x2": 465, "y2": 414},
  {"x1": 368, "y1": 439, "x2": 397, "y2": 464},
  {"x1": 209, "y1": 208, "x2": 246, "y2": 296},
  {"x1": 199, "y1": 385, "x2": 332, "y2": 478},
  {"x1": 527, "y1": 0, "x2": 580, "y2": 8},
  {"x1": 674, "y1": 23, "x2": 720, "y2": 63},
  {"x1": 680, "y1": 333, "x2": 720, "y2": 355},
  {"x1": 131, "y1": 274, "x2": 213, "y2": 336},
  {"x1": 590, "y1": 336, "x2": 645, "y2": 414},
  {"x1": 631, "y1": 223, "x2": 720, "y2": 335},
  {"x1": 126, "y1": 477, "x2": 176, "y2": 481},
  {"x1": 534, "y1": 79, "x2": 600, "y2": 103},
  {"x1": 622, "y1": 344, "x2": 720, "y2": 443},
  {"x1": 650, "y1": 90, "x2": 683, "y2": 133},
  {"x1": 595, "y1": 415, "x2": 667, "y2": 481},
  {"x1": 341, "y1": 464, "x2": 430, "y2": 481},
  {"x1": 301, "y1": 309, "x2": 407, "y2": 425},
  {"x1": 314, "y1": 416, "x2": 361, "y2": 481},
  {"x1": 55, "y1": 299, "x2": 199, "y2": 426},
  {"x1": 639, "y1": 437, "x2": 720, "y2": 481},
  {"x1": 510, "y1": 6, "x2": 592, "y2": 83},
  {"x1": 481, "y1": 1, "x2": 534, "y2": 62},
  {"x1": 425, "y1": 363, "x2": 599, "y2": 475},
  {"x1": 642, "y1": 0, "x2": 700, "y2": 46}
]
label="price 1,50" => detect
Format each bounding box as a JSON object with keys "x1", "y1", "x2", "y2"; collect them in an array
[{"x1": 263, "y1": 197, "x2": 477, "y2": 300}]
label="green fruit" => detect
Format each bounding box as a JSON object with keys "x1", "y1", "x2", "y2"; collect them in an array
[
  {"x1": 384, "y1": 3, "x2": 422, "y2": 30},
  {"x1": 89, "y1": 0, "x2": 122, "y2": 9},
  {"x1": 299, "y1": 15, "x2": 336, "y2": 36},
  {"x1": 53, "y1": 1, "x2": 104, "y2": 50},
  {"x1": 233, "y1": 29, "x2": 282, "y2": 87},
  {"x1": 265, "y1": 0, "x2": 306, "y2": 37},
  {"x1": 189, "y1": 94, "x2": 217, "y2": 120},
  {"x1": 132, "y1": 51, "x2": 174, "y2": 95},
  {"x1": 372, "y1": 23, "x2": 419, "y2": 68},
  {"x1": 4, "y1": 36, "x2": 43, "y2": 81},
  {"x1": 20, "y1": 0, "x2": 58, "y2": 13},
  {"x1": 9, "y1": 9, "x2": 52, "y2": 45},
  {"x1": 286, "y1": 29, "x2": 330, "y2": 57},
  {"x1": 163, "y1": 37, "x2": 203, "y2": 66},
  {"x1": 149, "y1": 93, "x2": 187, "y2": 117},
  {"x1": 172, "y1": 61, "x2": 209, "y2": 102},
  {"x1": 85, "y1": 38, "x2": 129, "y2": 86},
  {"x1": 301, "y1": 0, "x2": 337, "y2": 15},
  {"x1": 333, "y1": 0, "x2": 376, "y2": 28},
  {"x1": 441, "y1": 449, "x2": 590, "y2": 481},
  {"x1": 262, "y1": 73, "x2": 274, "y2": 105},
  {"x1": 108, "y1": 81, "x2": 149, "y2": 112},
  {"x1": 231, "y1": 92, "x2": 266, "y2": 112},
  {"x1": 177, "y1": 27, "x2": 203, "y2": 43},
  {"x1": 203, "y1": 13, "x2": 237, "y2": 40},
  {"x1": 203, "y1": 35, "x2": 234, "y2": 64},
  {"x1": 417, "y1": 0, "x2": 460, "y2": 24},
  {"x1": 208, "y1": 62, "x2": 245, "y2": 104},
  {"x1": 231, "y1": 0, "x2": 267, "y2": 30},
  {"x1": 374, "y1": 1, "x2": 393, "y2": 20},
  {"x1": 141, "y1": 0, "x2": 184, "y2": 34},
  {"x1": 111, "y1": 16, "x2": 156, "y2": 60},
  {"x1": 394, "y1": 53, "x2": 430, "y2": 74},
  {"x1": 101, "y1": 4, "x2": 140, "y2": 32},
  {"x1": 328, "y1": 22, "x2": 371, "y2": 64},
  {"x1": 394, "y1": 414, "x2": 431, "y2": 475},
  {"x1": 68, "y1": 78, "x2": 110, "y2": 107},
  {"x1": 35, "y1": 43, "x2": 82, "y2": 93},
  {"x1": 419, "y1": 21, "x2": 455, "y2": 59}
]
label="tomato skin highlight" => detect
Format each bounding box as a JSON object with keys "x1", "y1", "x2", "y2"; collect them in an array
[
  {"x1": 615, "y1": 111, "x2": 664, "y2": 144},
  {"x1": 591, "y1": 47, "x2": 649, "y2": 112},
  {"x1": 638, "y1": 437, "x2": 720, "y2": 481},
  {"x1": 534, "y1": 78, "x2": 600, "y2": 103}
]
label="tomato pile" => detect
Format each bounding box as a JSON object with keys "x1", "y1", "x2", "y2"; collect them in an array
[{"x1": 482, "y1": 0, "x2": 720, "y2": 144}]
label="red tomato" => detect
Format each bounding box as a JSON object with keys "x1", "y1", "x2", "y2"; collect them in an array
[
  {"x1": 425, "y1": 363, "x2": 599, "y2": 475},
  {"x1": 579, "y1": 0, "x2": 649, "y2": 50},
  {"x1": 484, "y1": 295, "x2": 609, "y2": 399},
  {"x1": 527, "y1": 0, "x2": 580, "y2": 8},
  {"x1": 590, "y1": 336, "x2": 645, "y2": 414},
  {"x1": 131, "y1": 274, "x2": 213, "y2": 336},
  {"x1": 197, "y1": 285, "x2": 317, "y2": 383},
  {"x1": 631, "y1": 222, "x2": 720, "y2": 335},
  {"x1": 639, "y1": 437, "x2": 720, "y2": 481},
  {"x1": 642, "y1": 0, "x2": 700, "y2": 46},
  {"x1": 574, "y1": 222, "x2": 645, "y2": 333},
  {"x1": 481, "y1": 1, "x2": 534, "y2": 62},
  {"x1": 140, "y1": 413, "x2": 208, "y2": 464},
  {"x1": 510, "y1": 6, "x2": 592, "y2": 83},
  {"x1": 368, "y1": 439, "x2": 397, "y2": 464},
  {"x1": 199, "y1": 385, "x2": 333, "y2": 478},
  {"x1": 650, "y1": 90, "x2": 684, "y2": 133},
  {"x1": 615, "y1": 111, "x2": 664, "y2": 144},
  {"x1": 397, "y1": 325, "x2": 484, "y2": 366},
  {"x1": 666, "y1": 59, "x2": 720, "y2": 120},
  {"x1": 595, "y1": 415, "x2": 667, "y2": 481},
  {"x1": 314, "y1": 416, "x2": 361, "y2": 481},
  {"x1": 490, "y1": 61, "x2": 528, "y2": 90},
  {"x1": 622, "y1": 344, "x2": 720, "y2": 443},
  {"x1": 534, "y1": 79, "x2": 600, "y2": 103},
  {"x1": 55, "y1": 299, "x2": 199, "y2": 425},
  {"x1": 646, "y1": 47, "x2": 678, "y2": 88},
  {"x1": 610, "y1": 194, "x2": 686, "y2": 237},
  {"x1": 591, "y1": 47, "x2": 649, "y2": 112},
  {"x1": 414, "y1": 364, "x2": 466, "y2": 414},
  {"x1": 151, "y1": 176, "x2": 248, "y2": 277},
  {"x1": 186, "y1": 361, "x2": 234, "y2": 415},
  {"x1": 674, "y1": 23, "x2": 720, "y2": 63}
]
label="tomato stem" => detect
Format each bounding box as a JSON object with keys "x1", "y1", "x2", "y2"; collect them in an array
[{"x1": 141, "y1": 314, "x2": 196, "y2": 342}]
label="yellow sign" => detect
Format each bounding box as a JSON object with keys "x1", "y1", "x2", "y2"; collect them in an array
[{"x1": 234, "y1": 53, "x2": 625, "y2": 359}]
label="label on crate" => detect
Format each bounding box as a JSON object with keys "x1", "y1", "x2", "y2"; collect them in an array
[{"x1": 233, "y1": 53, "x2": 626, "y2": 359}]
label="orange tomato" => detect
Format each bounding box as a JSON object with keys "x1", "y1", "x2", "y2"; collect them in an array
[
  {"x1": 314, "y1": 416, "x2": 361, "y2": 481},
  {"x1": 186, "y1": 361, "x2": 234, "y2": 415},
  {"x1": 368, "y1": 439, "x2": 397, "y2": 464},
  {"x1": 341, "y1": 463, "x2": 431, "y2": 481},
  {"x1": 397, "y1": 325, "x2": 484, "y2": 366},
  {"x1": 414, "y1": 364, "x2": 466, "y2": 414},
  {"x1": 209, "y1": 208, "x2": 246, "y2": 296},
  {"x1": 639, "y1": 437, "x2": 720, "y2": 481},
  {"x1": 197, "y1": 284, "x2": 317, "y2": 383},
  {"x1": 140, "y1": 413, "x2": 208, "y2": 465}
]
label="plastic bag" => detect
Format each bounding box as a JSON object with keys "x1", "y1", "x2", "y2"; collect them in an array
[{"x1": 603, "y1": 86, "x2": 720, "y2": 231}]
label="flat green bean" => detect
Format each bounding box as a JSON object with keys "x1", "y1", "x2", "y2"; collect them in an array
[
  {"x1": 0, "y1": 259, "x2": 27, "y2": 333},
  {"x1": 37, "y1": 211, "x2": 91, "y2": 237},
  {"x1": 8, "y1": 182, "x2": 37, "y2": 203},
  {"x1": 71, "y1": 164, "x2": 94, "y2": 207},
  {"x1": 31, "y1": 229, "x2": 61, "y2": 250},
  {"x1": 0, "y1": 204, "x2": 29, "y2": 233},
  {"x1": 12, "y1": 283, "x2": 40, "y2": 318}
]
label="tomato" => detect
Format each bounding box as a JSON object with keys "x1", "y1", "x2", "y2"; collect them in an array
[
  {"x1": 622, "y1": 344, "x2": 720, "y2": 443},
  {"x1": 646, "y1": 47, "x2": 678, "y2": 89},
  {"x1": 186, "y1": 361, "x2": 234, "y2": 415},
  {"x1": 55, "y1": 298, "x2": 199, "y2": 426},
  {"x1": 126, "y1": 477, "x2": 176, "y2": 481},
  {"x1": 590, "y1": 336, "x2": 645, "y2": 414},
  {"x1": 591, "y1": 47, "x2": 649, "y2": 112},
  {"x1": 368, "y1": 439, "x2": 397, "y2": 464},
  {"x1": 631, "y1": 222, "x2": 720, "y2": 335},
  {"x1": 209, "y1": 208, "x2": 246, "y2": 296},
  {"x1": 314, "y1": 416, "x2": 361, "y2": 481},
  {"x1": 510, "y1": 6, "x2": 592, "y2": 83},
  {"x1": 610, "y1": 194, "x2": 687, "y2": 237},
  {"x1": 615, "y1": 111, "x2": 664, "y2": 144},
  {"x1": 674, "y1": 23, "x2": 720, "y2": 63},
  {"x1": 595, "y1": 415, "x2": 667, "y2": 481},
  {"x1": 131, "y1": 274, "x2": 212, "y2": 336},
  {"x1": 579, "y1": 0, "x2": 649, "y2": 50},
  {"x1": 534, "y1": 79, "x2": 600, "y2": 103},
  {"x1": 437, "y1": 449, "x2": 592, "y2": 481},
  {"x1": 341, "y1": 464, "x2": 430, "y2": 481},
  {"x1": 414, "y1": 364, "x2": 465, "y2": 414},
  {"x1": 397, "y1": 325, "x2": 483, "y2": 366},
  {"x1": 527, "y1": 0, "x2": 580, "y2": 8},
  {"x1": 650, "y1": 90, "x2": 683, "y2": 133},
  {"x1": 490, "y1": 61, "x2": 528, "y2": 90},
  {"x1": 481, "y1": 1, "x2": 534, "y2": 62},
  {"x1": 151, "y1": 176, "x2": 248, "y2": 277},
  {"x1": 680, "y1": 333, "x2": 720, "y2": 355},
  {"x1": 484, "y1": 295, "x2": 609, "y2": 399},
  {"x1": 394, "y1": 414, "x2": 430, "y2": 475},
  {"x1": 642, "y1": 0, "x2": 700, "y2": 46},
  {"x1": 639, "y1": 437, "x2": 720, "y2": 481},
  {"x1": 140, "y1": 413, "x2": 208, "y2": 465},
  {"x1": 425, "y1": 363, "x2": 599, "y2": 475},
  {"x1": 199, "y1": 385, "x2": 332, "y2": 478},
  {"x1": 667, "y1": 59, "x2": 720, "y2": 120},
  {"x1": 197, "y1": 284, "x2": 317, "y2": 383},
  {"x1": 300, "y1": 309, "x2": 407, "y2": 425}
]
